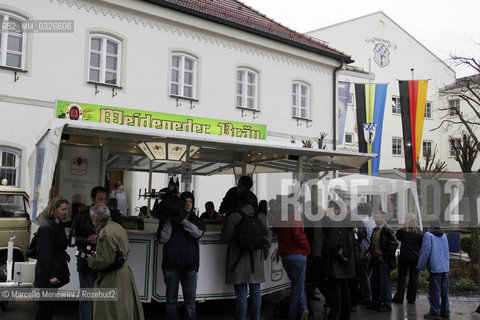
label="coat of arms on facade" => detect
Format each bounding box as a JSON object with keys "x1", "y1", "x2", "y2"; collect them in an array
[
  {"x1": 363, "y1": 123, "x2": 377, "y2": 144},
  {"x1": 373, "y1": 43, "x2": 390, "y2": 67}
]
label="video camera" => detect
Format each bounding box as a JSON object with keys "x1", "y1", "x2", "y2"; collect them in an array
[{"x1": 75, "y1": 245, "x2": 95, "y2": 260}]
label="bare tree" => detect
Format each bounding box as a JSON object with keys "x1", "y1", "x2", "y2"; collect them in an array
[
  {"x1": 451, "y1": 133, "x2": 480, "y2": 173},
  {"x1": 415, "y1": 145, "x2": 448, "y2": 221},
  {"x1": 415, "y1": 144, "x2": 448, "y2": 179},
  {"x1": 436, "y1": 58, "x2": 480, "y2": 141},
  {"x1": 437, "y1": 54, "x2": 480, "y2": 280}
]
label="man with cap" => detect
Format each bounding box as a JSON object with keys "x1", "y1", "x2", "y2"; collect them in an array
[
  {"x1": 157, "y1": 191, "x2": 206, "y2": 320},
  {"x1": 219, "y1": 175, "x2": 258, "y2": 216},
  {"x1": 109, "y1": 181, "x2": 128, "y2": 215}
]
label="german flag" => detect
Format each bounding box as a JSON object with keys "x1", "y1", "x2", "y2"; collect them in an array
[
  {"x1": 355, "y1": 83, "x2": 388, "y2": 175},
  {"x1": 398, "y1": 80, "x2": 428, "y2": 175}
]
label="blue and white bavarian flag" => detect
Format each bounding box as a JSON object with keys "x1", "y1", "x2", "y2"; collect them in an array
[{"x1": 355, "y1": 84, "x2": 388, "y2": 175}]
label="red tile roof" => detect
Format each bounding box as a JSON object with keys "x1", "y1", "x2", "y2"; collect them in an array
[
  {"x1": 395, "y1": 168, "x2": 477, "y2": 179},
  {"x1": 443, "y1": 74, "x2": 480, "y2": 91},
  {"x1": 143, "y1": 0, "x2": 352, "y2": 62},
  {"x1": 340, "y1": 168, "x2": 477, "y2": 180}
]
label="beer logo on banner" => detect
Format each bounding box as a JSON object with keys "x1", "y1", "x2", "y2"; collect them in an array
[
  {"x1": 363, "y1": 123, "x2": 377, "y2": 144},
  {"x1": 66, "y1": 103, "x2": 83, "y2": 120},
  {"x1": 373, "y1": 43, "x2": 390, "y2": 67}
]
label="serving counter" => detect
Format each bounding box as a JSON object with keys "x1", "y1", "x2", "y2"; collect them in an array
[{"x1": 64, "y1": 220, "x2": 290, "y2": 302}]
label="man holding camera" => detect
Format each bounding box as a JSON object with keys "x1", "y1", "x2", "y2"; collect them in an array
[
  {"x1": 71, "y1": 186, "x2": 108, "y2": 320},
  {"x1": 87, "y1": 203, "x2": 144, "y2": 320}
]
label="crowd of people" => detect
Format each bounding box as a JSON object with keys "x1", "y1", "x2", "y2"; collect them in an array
[
  {"x1": 302, "y1": 201, "x2": 451, "y2": 320},
  {"x1": 191, "y1": 176, "x2": 452, "y2": 320},
  {"x1": 33, "y1": 176, "x2": 459, "y2": 320},
  {"x1": 34, "y1": 183, "x2": 143, "y2": 320}
]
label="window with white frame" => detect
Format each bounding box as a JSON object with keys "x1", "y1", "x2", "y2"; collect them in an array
[
  {"x1": 348, "y1": 93, "x2": 354, "y2": 105},
  {"x1": 423, "y1": 141, "x2": 432, "y2": 158},
  {"x1": 0, "y1": 146, "x2": 21, "y2": 187},
  {"x1": 88, "y1": 34, "x2": 121, "y2": 86},
  {"x1": 392, "y1": 137, "x2": 403, "y2": 155},
  {"x1": 449, "y1": 139, "x2": 460, "y2": 157},
  {"x1": 345, "y1": 133, "x2": 353, "y2": 144},
  {"x1": 425, "y1": 101, "x2": 432, "y2": 119},
  {"x1": 292, "y1": 82, "x2": 310, "y2": 119},
  {"x1": 448, "y1": 99, "x2": 459, "y2": 117},
  {"x1": 0, "y1": 11, "x2": 26, "y2": 69},
  {"x1": 171, "y1": 53, "x2": 197, "y2": 99},
  {"x1": 236, "y1": 68, "x2": 258, "y2": 109},
  {"x1": 392, "y1": 97, "x2": 401, "y2": 114}
]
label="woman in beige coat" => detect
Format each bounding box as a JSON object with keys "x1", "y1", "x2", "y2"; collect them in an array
[{"x1": 87, "y1": 203, "x2": 144, "y2": 320}]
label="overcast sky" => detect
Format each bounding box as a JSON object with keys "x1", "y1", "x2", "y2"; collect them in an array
[{"x1": 240, "y1": 0, "x2": 479, "y2": 77}]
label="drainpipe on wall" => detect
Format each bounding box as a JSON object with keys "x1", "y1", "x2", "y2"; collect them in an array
[{"x1": 332, "y1": 58, "x2": 345, "y2": 151}]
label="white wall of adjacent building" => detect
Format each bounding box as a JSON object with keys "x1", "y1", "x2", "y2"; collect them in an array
[{"x1": 308, "y1": 12, "x2": 479, "y2": 172}]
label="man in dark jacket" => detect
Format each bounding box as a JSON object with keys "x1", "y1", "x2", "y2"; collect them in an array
[
  {"x1": 367, "y1": 210, "x2": 398, "y2": 312},
  {"x1": 71, "y1": 186, "x2": 107, "y2": 320},
  {"x1": 158, "y1": 191, "x2": 206, "y2": 320},
  {"x1": 219, "y1": 175, "x2": 258, "y2": 216},
  {"x1": 221, "y1": 191, "x2": 270, "y2": 320},
  {"x1": 322, "y1": 200, "x2": 357, "y2": 320}
]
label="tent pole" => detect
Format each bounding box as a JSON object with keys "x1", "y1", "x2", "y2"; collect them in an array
[{"x1": 147, "y1": 159, "x2": 153, "y2": 216}]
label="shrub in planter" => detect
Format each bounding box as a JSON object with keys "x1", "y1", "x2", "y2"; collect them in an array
[
  {"x1": 455, "y1": 277, "x2": 477, "y2": 291},
  {"x1": 418, "y1": 269, "x2": 430, "y2": 288},
  {"x1": 460, "y1": 234, "x2": 472, "y2": 258},
  {"x1": 391, "y1": 268, "x2": 398, "y2": 281}
]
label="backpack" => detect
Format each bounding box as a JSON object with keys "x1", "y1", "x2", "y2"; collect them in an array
[
  {"x1": 231, "y1": 210, "x2": 265, "y2": 273},
  {"x1": 26, "y1": 231, "x2": 38, "y2": 259}
]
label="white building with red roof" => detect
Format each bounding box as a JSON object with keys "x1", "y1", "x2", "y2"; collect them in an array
[
  {"x1": 0, "y1": 0, "x2": 359, "y2": 208},
  {"x1": 307, "y1": 12, "x2": 480, "y2": 172}
]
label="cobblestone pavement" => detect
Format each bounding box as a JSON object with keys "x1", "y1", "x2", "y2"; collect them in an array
[{"x1": 1, "y1": 291, "x2": 480, "y2": 319}]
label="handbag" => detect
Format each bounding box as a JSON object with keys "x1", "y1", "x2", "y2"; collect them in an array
[{"x1": 101, "y1": 251, "x2": 126, "y2": 273}]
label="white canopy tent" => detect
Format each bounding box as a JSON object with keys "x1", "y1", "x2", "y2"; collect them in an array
[
  {"x1": 326, "y1": 174, "x2": 422, "y2": 228},
  {"x1": 29, "y1": 119, "x2": 375, "y2": 222}
]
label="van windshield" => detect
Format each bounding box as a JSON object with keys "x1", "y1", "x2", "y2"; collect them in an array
[{"x1": 0, "y1": 194, "x2": 27, "y2": 217}]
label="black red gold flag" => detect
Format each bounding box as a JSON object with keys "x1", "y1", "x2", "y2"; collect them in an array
[{"x1": 398, "y1": 80, "x2": 428, "y2": 175}]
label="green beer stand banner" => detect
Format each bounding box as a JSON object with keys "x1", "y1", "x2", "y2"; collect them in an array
[{"x1": 55, "y1": 100, "x2": 266, "y2": 140}]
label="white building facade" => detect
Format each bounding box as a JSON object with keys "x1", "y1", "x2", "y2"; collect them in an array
[
  {"x1": 308, "y1": 12, "x2": 478, "y2": 172},
  {"x1": 0, "y1": 0, "x2": 353, "y2": 210}
]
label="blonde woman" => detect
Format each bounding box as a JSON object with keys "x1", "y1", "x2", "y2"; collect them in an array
[
  {"x1": 392, "y1": 213, "x2": 423, "y2": 304},
  {"x1": 34, "y1": 196, "x2": 70, "y2": 320}
]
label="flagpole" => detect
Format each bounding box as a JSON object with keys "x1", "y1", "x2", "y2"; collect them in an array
[
  {"x1": 369, "y1": 58, "x2": 372, "y2": 84},
  {"x1": 409, "y1": 69, "x2": 414, "y2": 182}
]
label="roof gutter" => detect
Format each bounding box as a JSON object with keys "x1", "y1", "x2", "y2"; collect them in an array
[{"x1": 142, "y1": 0, "x2": 353, "y2": 63}]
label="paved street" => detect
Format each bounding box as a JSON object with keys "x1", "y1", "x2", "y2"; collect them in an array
[{"x1": 2, "y1": 290, "x2": 480, "y2": 319}]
